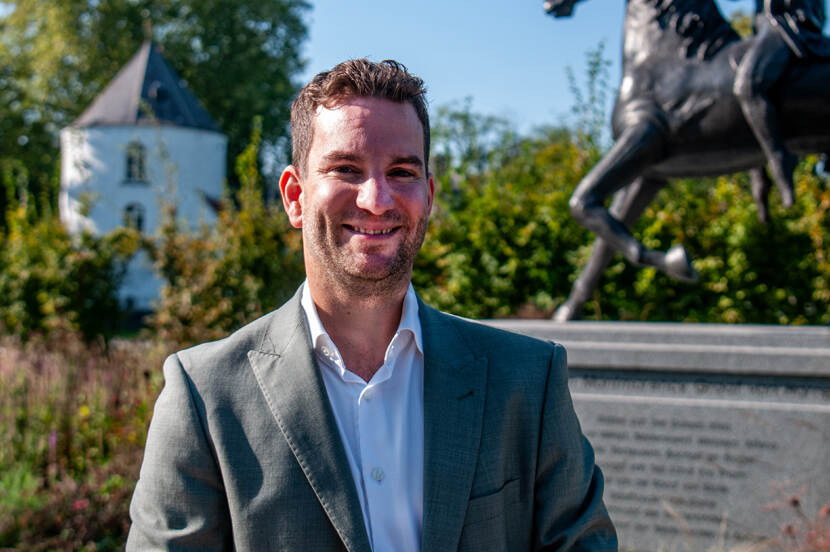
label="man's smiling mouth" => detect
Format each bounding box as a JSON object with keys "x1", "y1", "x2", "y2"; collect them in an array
[{"x1": 345, "y1": 225, "x2": 398, "y2": 235}]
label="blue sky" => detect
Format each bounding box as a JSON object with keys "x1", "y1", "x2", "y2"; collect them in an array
[{"x1": 299, "y1": 0, "x2": 760, "y2": 132}]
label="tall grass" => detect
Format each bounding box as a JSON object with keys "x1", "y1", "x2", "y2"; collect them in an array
[{"x1": 0, "y1": 331, "x2": 166, "y2": 550}]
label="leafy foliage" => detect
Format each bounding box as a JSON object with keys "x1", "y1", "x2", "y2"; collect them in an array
[
  {"x1": 565, "y1": 41, "x2": 612, "y2": 150},
  {"x1": 0, "y1": 198, "x2": 139, "y2": 342},
  {"x1": 416, "y1": 103, "x2": 598, "y2": 318},
  {"x1": 147, "y1": 119, "x2": 305, "y2": 346}
]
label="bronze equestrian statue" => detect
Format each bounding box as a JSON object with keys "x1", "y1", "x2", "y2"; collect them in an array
[{"x1": 545, "y1": 0, "x2": 830, "y2": 321}]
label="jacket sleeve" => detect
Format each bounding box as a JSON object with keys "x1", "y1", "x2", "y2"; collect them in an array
[
  {"x1": 533, "y1": 344, "x2": 618, "y2": 551},
  {"x1": 127, "y1": 353, "x2": 232, "y2": 551}
]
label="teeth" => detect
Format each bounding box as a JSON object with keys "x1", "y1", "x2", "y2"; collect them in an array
[{"x1": 355, "y1": 227, "x2": 393, "y2": 235}]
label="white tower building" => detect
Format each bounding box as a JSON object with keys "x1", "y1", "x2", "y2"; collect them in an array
[{"x1": 60, "y1": 42, "x2": 227, "y2": 311}]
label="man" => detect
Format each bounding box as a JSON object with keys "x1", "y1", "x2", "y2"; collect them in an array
[
  {"x1": 127, "y1": 59, "x2": 616, "y2": 551},
  {"x1": 733, "y1": 0, "x2": 830, "y2": 206}
]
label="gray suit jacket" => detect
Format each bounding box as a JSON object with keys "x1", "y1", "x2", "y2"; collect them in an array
[{"x1": 127, "y1": 289, "x2": 616, "y2": 551}]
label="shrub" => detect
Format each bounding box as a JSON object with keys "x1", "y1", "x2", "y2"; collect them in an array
[
  {"x1": 0, "y1": 332, "x2": 166, "y2": 549},
  {"x1": 416, "y1": 126, "x2": 596, "y2": 318},
  {"x1": 0, "y1": 202, "x2": 139, "y2": 342},
  {"x1": 586, "y1": 158, "x2": 830, "y2": 324}
]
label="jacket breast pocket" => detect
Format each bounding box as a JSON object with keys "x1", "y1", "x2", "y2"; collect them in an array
[
  {"x1": 458, "y1": 478, "x2": 524, "y2": 551},
  {"x1": 464, "y1": 478, "x2": 521, "y2": 525}
]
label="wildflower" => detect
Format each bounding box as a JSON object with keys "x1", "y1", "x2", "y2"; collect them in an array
[
  {"x1": 78, "y1": 405, "x2": 90, "y2": 418},
  {"x1": 73, "y1": 498, "x2": 89, "y2": 511}
]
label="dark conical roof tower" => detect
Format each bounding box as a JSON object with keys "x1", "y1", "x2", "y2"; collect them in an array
[{"x1": 73, "y1": 42, "x2": 219, "y2": 132}]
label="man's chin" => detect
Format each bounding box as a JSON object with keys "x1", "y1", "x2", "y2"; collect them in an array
[
  {"x1": 346, "y1": 264, "x2": 400, "y2": 283},
  {"x1": 339, "y1": 260, "x2": 411, "y2": 292}
]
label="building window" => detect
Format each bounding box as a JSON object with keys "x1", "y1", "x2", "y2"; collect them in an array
[
  {"x1": 126, "y1": 141, "x2": 146, "y2": 182},
  {"x1": 123, "y1": 202, "x2": 145, "y2": 232}
]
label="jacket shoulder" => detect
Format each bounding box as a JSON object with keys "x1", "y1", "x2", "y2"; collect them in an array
[
  {"x1": 177, "y1": 311, "x2": 272, "y2": 363},
  {"x1": 175, "y1": 289, "x2": 305, "y2": 377}
]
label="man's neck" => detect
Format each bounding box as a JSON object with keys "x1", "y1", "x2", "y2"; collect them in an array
[{"x1": 307, "y1": 277, "x2": 408, "y2": 382}]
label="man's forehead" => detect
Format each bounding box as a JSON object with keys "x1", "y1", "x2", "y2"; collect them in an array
[
  {"x1": 312, "y1": 96, "x2": 419, "y2": 126},
  {"x1": 309, "y1": 97, "x2": 425, "y2": 159}
]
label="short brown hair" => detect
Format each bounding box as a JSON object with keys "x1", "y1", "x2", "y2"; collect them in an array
[{"x1": 290, "y1": 59, "x2": 429, "y2": 175}]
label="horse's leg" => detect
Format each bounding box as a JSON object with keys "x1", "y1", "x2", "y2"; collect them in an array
[
  {"x1": 749, "y1": 166, "x2": 772, "y2": 224},
  {"x1": 733, "y1": 23, "x2": 796, "y2": 207},
  {"x1": 553, "y1": 176, "x2": 668, "y2": 321},
  {"x1": 569, "y1": 122, "x2": 698, "y2": 281}
]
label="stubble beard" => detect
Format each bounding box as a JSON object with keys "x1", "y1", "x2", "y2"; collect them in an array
[{"x1": 305, "y1": 213, "x2": 428, "y2": 299}]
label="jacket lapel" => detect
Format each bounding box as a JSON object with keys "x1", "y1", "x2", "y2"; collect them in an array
[
  {"x1": 247, "y1": 290, "x2": 372, "y2": 552},
  {"x1": 419, "y1": 302, "x2": 488, "y2": 552}
]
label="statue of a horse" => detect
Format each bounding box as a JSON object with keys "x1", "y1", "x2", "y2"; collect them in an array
[{"x1": 546, "y1": 0, "x2": 830, "y2": 321}]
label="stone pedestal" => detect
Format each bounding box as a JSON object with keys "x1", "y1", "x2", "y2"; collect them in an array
[{"x1": 484, "y1": 320, "x2": 830, "y2": 551}]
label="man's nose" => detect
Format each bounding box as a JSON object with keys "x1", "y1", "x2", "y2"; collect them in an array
[{"x1": 355, "y1": 175, "x2": 394, "y2": 215}]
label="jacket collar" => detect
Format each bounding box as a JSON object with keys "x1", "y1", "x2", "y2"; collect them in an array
[{"x1": 248, "y1": 288, "x2": 372, "y2": 552}]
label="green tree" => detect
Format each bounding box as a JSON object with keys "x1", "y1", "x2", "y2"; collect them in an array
[
  {"x1": 0, "y1": 0, "x2": 309, "y2": 207},
  {"x1": 565, "y1": 41, "x2": 612, "y2": 150}
]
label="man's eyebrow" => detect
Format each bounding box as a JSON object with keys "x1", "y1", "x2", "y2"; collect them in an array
[
  {"x1": 321, "y1": 151, "x2": 361, "y2": 164},
  {"x1": 392, "y1": 155, "x2": 425, "y2": 168}
]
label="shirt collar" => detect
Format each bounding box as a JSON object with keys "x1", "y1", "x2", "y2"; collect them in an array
[
  {"x1": 300, "y1": 280, "x2": 424, "y2": 364},
  {"x1": 398, "y1": 283, "x2": 424, "y2": 354}
]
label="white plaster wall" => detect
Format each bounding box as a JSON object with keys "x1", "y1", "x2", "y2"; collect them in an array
[{"x1": 60, "y1": 124, "x2": 228, "y2": 310}]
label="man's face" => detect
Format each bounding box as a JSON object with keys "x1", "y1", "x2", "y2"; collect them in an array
[{"x1": 280, "y1": 96, "x2": 434, "y2": 296}]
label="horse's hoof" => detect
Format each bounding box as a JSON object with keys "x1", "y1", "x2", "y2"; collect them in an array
[
  {"x1": 552, "y1": 302, "x2": 579, "y2": 322},
  {"x1": 664, "y1": 245, "x2": 698, "y2": 283}
]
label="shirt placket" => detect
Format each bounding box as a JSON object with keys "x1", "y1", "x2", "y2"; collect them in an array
[{"x1": 356, "y1": 334, "x2": 403, "y2": 549}]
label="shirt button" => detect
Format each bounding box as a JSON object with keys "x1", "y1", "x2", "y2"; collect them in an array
[
  {"x1": 364, "y1": 389, "x2": 373, "y2": 401},
  {"x1": 371, "y1": 467, "x2": 385, "y2": 483}
]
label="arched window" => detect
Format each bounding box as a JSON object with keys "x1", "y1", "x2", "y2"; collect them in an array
[
  {"x1": 123, "y1": 202, "x2": 146, "y2": 232},
  {"x1": 126, "y1": 141, "x2": 146, "y2": 182}
]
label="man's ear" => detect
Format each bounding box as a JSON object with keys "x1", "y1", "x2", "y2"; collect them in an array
[{"x1": 279, "y1": 165, "x2": 304, "y2": 228}]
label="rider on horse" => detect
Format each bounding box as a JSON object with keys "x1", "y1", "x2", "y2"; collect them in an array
[{"x1": 733, "y1": 0, "x2": 830, "y2": 206}]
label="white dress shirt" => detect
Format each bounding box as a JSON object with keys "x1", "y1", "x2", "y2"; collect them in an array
[{"x1": 301, "y1": 282, "x2": 424, "y2": 552}]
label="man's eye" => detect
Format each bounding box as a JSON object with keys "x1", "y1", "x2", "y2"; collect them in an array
[
  {"x1": 332, "y1": 166, "x2": 358, "y2": 174},
  {"x1": 390, "y1": 168, "x2": 416, "y2": 178}
]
